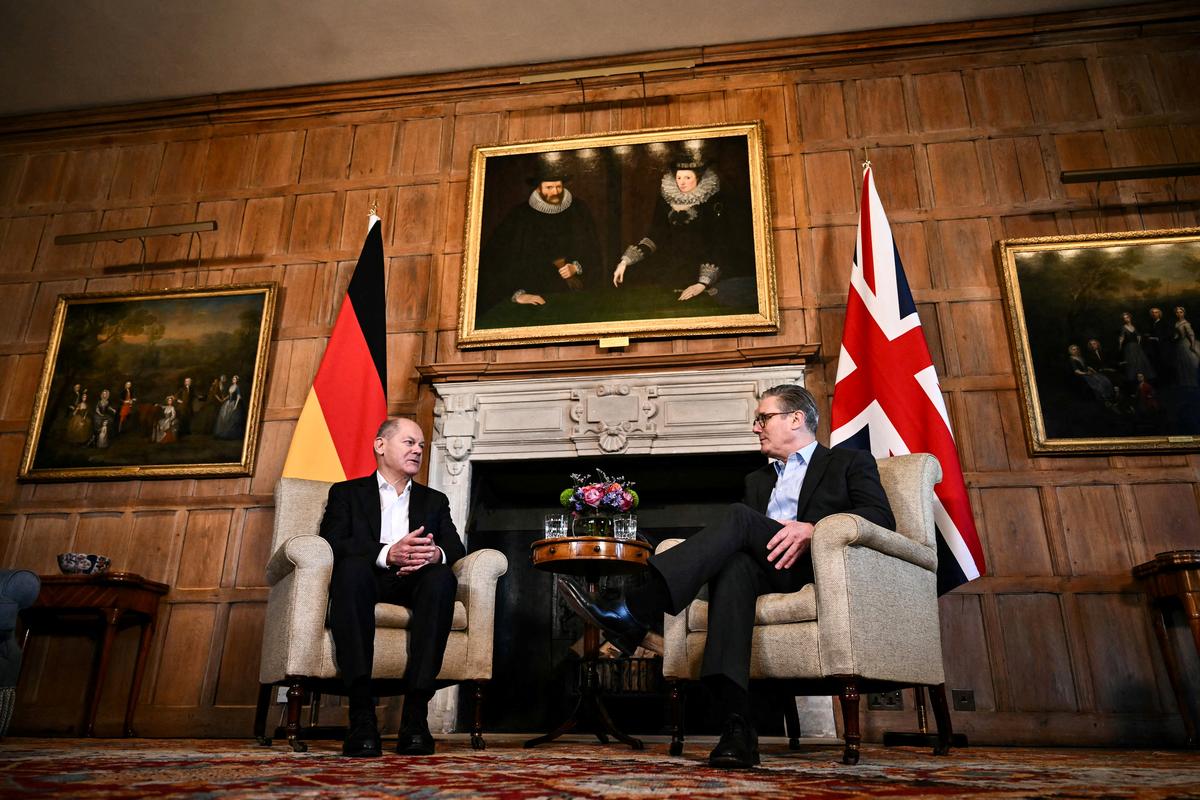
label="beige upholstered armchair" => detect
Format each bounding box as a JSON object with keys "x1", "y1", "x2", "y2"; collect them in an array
[
  {"x1": 660, "y1": 453, "x2": 951, "y2": 765},
  {"x1": 255, "y1": 477, "x2": 508, "y2": 752}
]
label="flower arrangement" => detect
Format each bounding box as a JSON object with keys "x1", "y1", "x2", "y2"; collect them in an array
[{"x1": 560, "y1": 469, "x2": 638, "y2": 517}]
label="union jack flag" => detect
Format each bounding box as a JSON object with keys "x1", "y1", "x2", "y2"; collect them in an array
[{"x1": 830, "y1": 164, "x2": 985, "y2": 593}]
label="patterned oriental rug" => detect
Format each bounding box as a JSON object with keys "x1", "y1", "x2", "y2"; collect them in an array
[{"x1": 1, "y1": 736, "x2": 1198, "y2": 799}]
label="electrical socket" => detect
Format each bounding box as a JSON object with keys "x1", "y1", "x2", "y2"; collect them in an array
[
  {"x1": 951, "y1": 689, "x2": 975, "y2": 711},
  {"x1": 867, "y1": 690, "x2": 904, "y2": 711}
]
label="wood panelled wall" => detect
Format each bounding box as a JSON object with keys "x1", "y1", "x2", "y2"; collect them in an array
[{"x1": 1, "y1": 6, "x2": 1198, "y2": 743}]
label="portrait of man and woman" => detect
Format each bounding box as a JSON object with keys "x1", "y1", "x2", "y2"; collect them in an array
[{"x1": 464, "y1": 128, "x2": 772, "y2": 339}]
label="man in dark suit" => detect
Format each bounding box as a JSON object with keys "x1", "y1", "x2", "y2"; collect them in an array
[
  {"x1": 319, "y1": 416, "x2": 465, "y2": 758},
  {"x1": 560, "y1": 384, "x2": 894, "y2": 768}
]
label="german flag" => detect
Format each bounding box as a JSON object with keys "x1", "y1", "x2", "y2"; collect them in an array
[{"x1": 281, "y1": 215, "x2": 387, "y2": 482}]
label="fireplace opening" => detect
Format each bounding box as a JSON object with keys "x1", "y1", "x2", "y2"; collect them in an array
[{"x1": 458, "y1": 450, "x2": 797, "y2": 736}]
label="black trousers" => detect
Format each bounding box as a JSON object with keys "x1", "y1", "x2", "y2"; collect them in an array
[
  {"x1": 326, "y1": 557, "x2": 458, "y2": 692},
  {"x1": 649, "y1": 503, "x2": 814, "y2": 690}
]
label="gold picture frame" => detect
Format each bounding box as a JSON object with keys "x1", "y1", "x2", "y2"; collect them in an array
[
  {"x1": 19, "y1": 283, "x2": 278, "y2": 480},
  {"x1": 996, "y1": 228, "x2": 1200, "y2": 455},
  {"x1": 457, "y1": 122, "x2": 777, "y2": 348}
]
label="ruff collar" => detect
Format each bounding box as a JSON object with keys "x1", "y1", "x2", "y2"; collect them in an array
[
  {"x1": 528, "y1": 187, "x2": 574, "y2": 214},
  {"x1": 660, "y1": 169, "x2": 720, "y2": 206}
]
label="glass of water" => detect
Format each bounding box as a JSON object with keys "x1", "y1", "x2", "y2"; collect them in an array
[
  {"x1": 544, "y1": 512, "x2": 569, "y2": 539},
  {"x1": 613, "y1": 514, "x2": 638, "y2": 541}
]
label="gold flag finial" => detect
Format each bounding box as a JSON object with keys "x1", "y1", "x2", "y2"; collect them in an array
[{"x1": 368, "y1": 198, "x2": 379, "y2": 217}]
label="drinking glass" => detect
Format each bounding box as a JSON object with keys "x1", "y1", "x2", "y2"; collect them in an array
[
  {"x1": 544, "y1": 512, "x2": 569, "y2": 539},
  {"x1": 613, "y1": 514, "x2": 638, "y2": 541}
]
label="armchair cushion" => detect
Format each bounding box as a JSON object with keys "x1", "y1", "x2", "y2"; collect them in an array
[
  {"x1": 376, "y1": 602, "x2": 468, "y2": 631},
  {"x1": 686, "y1": 585, "x2": 816, "y2": 631}
]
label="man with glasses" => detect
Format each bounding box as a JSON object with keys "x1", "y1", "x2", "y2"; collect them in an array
[
  {"x1": 319, "y1": 417, "x2": 464, "y2": 758},
  {"x1": 560, "y1": 384, "x2": 893, "y2": 768}
]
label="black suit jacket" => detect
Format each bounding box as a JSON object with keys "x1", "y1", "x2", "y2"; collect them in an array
[
  {"x1": 742, "y1": 444, "x2": 895, "y2": 531},
  {"x1": 318, "y1": 474, "x2": 466, "y2": 567}
]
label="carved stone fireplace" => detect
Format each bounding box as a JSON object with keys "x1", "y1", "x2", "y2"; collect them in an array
[{"x1": 418, "y1": 358, "x2": 834, "y2": 736}]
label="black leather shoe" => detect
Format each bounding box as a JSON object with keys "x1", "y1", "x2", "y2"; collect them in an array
[
  {"x1": 342, "y1": 714, "x2": 382, "y2": 758},
  {"x1": 708, "y1": 713, "x2": 760, "y2": 769},
  {"x1": 556, "y1": 577, "x2": 648, "y2": 656},
  {"x1": 395, "y1": 719, "x2": 436, "y2": 755}
]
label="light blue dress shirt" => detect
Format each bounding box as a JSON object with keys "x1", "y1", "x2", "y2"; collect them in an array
[{"x1": 766, "y1": 440, "x2": 820, "y2": 522}]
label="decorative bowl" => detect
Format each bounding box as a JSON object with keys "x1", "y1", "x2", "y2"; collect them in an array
[{"x1": 56, "y1": 552, "x2": 112, "y2": 575}]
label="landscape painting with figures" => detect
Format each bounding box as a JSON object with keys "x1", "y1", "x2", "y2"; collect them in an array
[
  {"x1": 20, "y1": 284, "x2": 277, "y2": 480},
  {"x1": 997, "y1": 228, "x2": 1200, "y2": 454}
]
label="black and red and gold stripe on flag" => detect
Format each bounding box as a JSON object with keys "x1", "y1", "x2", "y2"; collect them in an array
[{"x1": 282, "y1": 216, "x2": 387, "y2": 482}]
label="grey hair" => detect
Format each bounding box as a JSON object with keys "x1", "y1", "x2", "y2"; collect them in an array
[
  {"x1": 375, "y1": 417, "x2": 411, "y2": 440},
  {"x1": 761, "y1": 384, "x2": 819, "y2": 434}
]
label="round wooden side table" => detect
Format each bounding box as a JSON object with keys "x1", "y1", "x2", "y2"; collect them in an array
[{"x1": 526, "y1": 535, "x2": 653, "y2": 750}]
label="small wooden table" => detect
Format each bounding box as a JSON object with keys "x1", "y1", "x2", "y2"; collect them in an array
[
  {"x1": 21, "y1": 572, "x2": 168, "y2": 737},
  {"x1": 527, "y1": 535, "x2": 653, "y2": 750},
  {"x1": 1133, "y1": 550, "x2": 1200, "y2": 747}
]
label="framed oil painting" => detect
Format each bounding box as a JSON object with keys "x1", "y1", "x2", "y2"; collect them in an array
[
  {"x1": 996, "y1": 228, "x2": 1200, "y2": 454},
  {"x1": 19, "y1": 283, "x2": 278, "y2": 480},
  {"x1": 457, "y1": 122, "x2": 778, "y2": 348}
]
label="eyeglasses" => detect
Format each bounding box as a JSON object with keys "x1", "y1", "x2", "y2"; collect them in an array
[{"x1": 752, "y1": 411, "x2": 793, "y2": 427}]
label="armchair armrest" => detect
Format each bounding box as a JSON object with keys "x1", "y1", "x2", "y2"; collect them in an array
[
  {"x1": 452, "y1": 549, "x2": 509, "y2": 680},
  {"x1": 265, "y1": 534, "x2": 334, "y2": 586},
  {"x1": 259, "y1": 534, "x2": 336, "y2": 683},
  {"x1": 811, "y1": 513, "x2": 937, "y2": 573},
  {"x1": 810, "y1": 513, "x2": 943, "y2": 680}
]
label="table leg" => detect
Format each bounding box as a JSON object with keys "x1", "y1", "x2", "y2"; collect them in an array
[
  {"x1": 523, "y1": 696, "x2": 582, "y2": 748},
  {"x1": 86, "y1": 608, "x2": 122, "y2": 737},
  {"x1": 1151, "y1": 606, "x2": 1198, "y2": 747},
  {"x1": 1184, "y1": 591, "x2": 1200, "y2": 657},
  {"x1": 123, "y1": 621, "x2": 155, "y2": 737},
  {"x1": 588, "y1": 686, "x2": 644, "y2": 750}
]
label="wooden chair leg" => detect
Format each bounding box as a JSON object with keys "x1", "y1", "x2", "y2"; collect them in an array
[
  {"x1": 838, "y1": 679, "x2": 861, "y2": 765},
  {"x1": 253, "y1": 683, "x2": 274, "y2": 745},
  {"x1": 308, "y1": 690, "x2": 322, "y2": 727},
  {"x1": 668, "y1": 680, "x2": 685, "y2": 756},
  {"x1": 927, "y1": 683, "x2": 954, "y2": 756},
  {"x1": 285, "y1": 682, "x2": 307, "y2": 752},
  {"x1": 470, "y1": 681, "x2": 487, "y2": 750},
  {"x1": 781, "y1": 690, "x2": 802, "y2": 750}
]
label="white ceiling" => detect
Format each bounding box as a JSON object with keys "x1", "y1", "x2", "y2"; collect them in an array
[{"x1": 0, "y1": 0, "x2": 1136, "y2": 118}]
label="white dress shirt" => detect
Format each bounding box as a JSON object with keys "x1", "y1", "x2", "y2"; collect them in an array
[
  {"x1": 375, "y1": 472, "x2": 412, "y2": 568},
  {"x1": 374, "y1": 471, "x2": 446, "y2": 569},
  {"x1": 766, "y1": 440, "x2": 819, "y2": 522}
]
